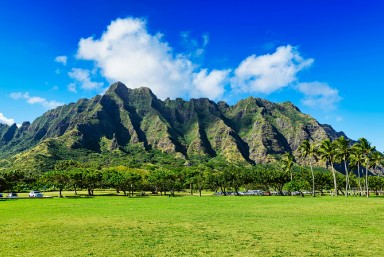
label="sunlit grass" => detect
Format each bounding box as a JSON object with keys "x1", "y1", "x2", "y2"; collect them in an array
[{"x1": 1, "y1": 194, "x2": 384, "y2": 256}]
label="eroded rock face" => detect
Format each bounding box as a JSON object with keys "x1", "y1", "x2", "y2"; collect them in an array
[{"x1": 0, "y1": 82, "x2": 350, "y2": 163}]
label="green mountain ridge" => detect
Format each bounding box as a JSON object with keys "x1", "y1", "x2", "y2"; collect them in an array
[{"x1": 0, "y1": 82, "x2": 348, "y2": 171}]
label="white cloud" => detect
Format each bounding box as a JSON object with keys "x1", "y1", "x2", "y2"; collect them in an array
[
  {"x1": 74, "y1": 17, "x2": 337, "y2": 105},
  {"x1": 67, "y1": 83, "x2": 77, "y2": 93},
  {"x1": 0, "y1": 113, "x2": 15, "y2": 126},
  {"x1": 68, "y1": 68, "x2": 103, "y2": 91},
  {"x1": 232, "y1": 45, "x2": 313, "y2": 94},
  {"x1": 191, "y1": 69, "x2": 230, "y2": 99},
  {"x1": 297, "y1": 82, "x2": 341, "y2": 111},
  {"x1": 55, "y1": 55, "x2": 67, "y2": 65},
  {"x1": 76, "y1": 17, "x2": 202, "y2": 99},
  {"x1": 10, "y1": 92, "x2": 63, "y2": 109}
]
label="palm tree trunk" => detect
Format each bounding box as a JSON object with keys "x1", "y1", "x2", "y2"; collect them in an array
[
  {"x1": 331, "y1": 161, "x2": 338, "y2": 197},
  {"x1": 344, "y1": 158, "x2": 349, "y2": 197},
  {"x1": 357, "y1": 162, "x2": 362, "y2": 195},
  {"x1": 310, "y1": 159, "x2": 315, "y2": 197},
  {"x1": 366, "y1": 162, "x2": 369, "y2": 198}
]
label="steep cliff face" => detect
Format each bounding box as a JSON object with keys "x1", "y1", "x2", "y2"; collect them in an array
[{"x1": 0, "y1": 82, "x2": 349, "y2": 164}]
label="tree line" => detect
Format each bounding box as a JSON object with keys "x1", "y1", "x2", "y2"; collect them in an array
[
  {"x1": 0, "y1": 137, "x2": 383, "y2": 197},
  {"x1": 294, "y1": 136, "x2": 382, "y2": 197}
]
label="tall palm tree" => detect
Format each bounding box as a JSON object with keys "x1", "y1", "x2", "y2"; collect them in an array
[
  {"x1": 370, "y1": 151, "x2": 383, "y2": 177},
  {"x1": 334, "y1": 136, "x2": 351, "y2": 197},
  {"x1": 318, "y1": 139, "x2": 338, "y2": 196},
  {"x1": 281, "y1": 152, "x2": 295, "y2": 181},
  {"x1": 357, "y1": 138, "x2": 375, "y2": 198},
  {"x1": 298, "y1": 140, "x2": 317, "y2": 197},
  {"x1": 350, "y1": 143, "x2": 364, "y2": 194}
]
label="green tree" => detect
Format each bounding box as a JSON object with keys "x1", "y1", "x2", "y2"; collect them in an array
[
  {"x1": 1, "y1": 170, "x2": 23, "y2": 192},
  {"x1": 227, "y1": 163, "x2": 246, "y2": 196},
  {"x1": 357, "y1": 138, "x2": 375, "y2": 197},
  {"x1": 297, "y1": 140, "x2": 317, "y2": 197},
  {"x1": 318, "y1": 139, "x2": 338, "y2": 196},
  {"x1": 82, "y1": 169, "x2": 103, "y2": 196},
  {"x1": 68, "y1": 168, "x2": 84, "y2": 195},
  {"x1": 368, "y1": 176, "x2": 384, "y2": 196},
  {"x1": 281, "y1": 152, "x2": 295, "y2": 181},
  {"x1": 184, "y1": 164, "x2": 209, "y2": 197},
  {"x1": 370, "y1": 151, "x2": 383, "y2": 176},
  {"x1": 334, "y1": 136, "x2": 351, "y2": 197},
  {"x1": 350, "y1": 143, "x2": 364, "y2": 194},
  {"x1": 42, "y1": 170, "x2": 70, "y2": 197},
  {"x1": 313, "y1": 168, "x2": 333, "y2": 195},
  {"x1": 148, "y1": 168, "x2": 171, "y2": 196}
]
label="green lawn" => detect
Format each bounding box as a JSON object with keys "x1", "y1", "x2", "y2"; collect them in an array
[{"x1": 1, "y1": 194, "x2": 384, "y2": 256}]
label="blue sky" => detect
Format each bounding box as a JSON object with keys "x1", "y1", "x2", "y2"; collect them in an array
[{"x1": 0, "y1": 0, "x2": 384, "y2": 150}]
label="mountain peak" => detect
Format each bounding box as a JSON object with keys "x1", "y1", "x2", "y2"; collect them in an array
[{"x1": 105, "y1": 81, "x2": 128, "y2": 96}]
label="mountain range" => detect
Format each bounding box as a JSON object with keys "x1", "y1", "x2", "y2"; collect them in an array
[{"x1": 0, "y1": 82, "x2": 348, "y2": 171}]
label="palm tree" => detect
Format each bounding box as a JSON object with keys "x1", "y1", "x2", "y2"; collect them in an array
[
  {"x1": 318, "y1": 139, "x2": 338, "y2": 196},
  {"x1": 298, "y1": 140, "x2": 317, "y2": 197},
  {"x1": 370, "y1": 151, "x2": 383, "y2": 177},
  {"x1": 357, "y1": 138, "x2": 375, "y2": 197},
  {"x1": 281, "y1": 152, "x2": 295, "y2": 181},
  {"x1": 350, "y1": 143, "x2": 364, "y2": 195},
  {"x1": 334, "y1": 136, "x2": 351, "y2": 197}
]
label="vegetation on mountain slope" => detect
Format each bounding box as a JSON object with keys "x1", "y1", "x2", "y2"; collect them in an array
[{"x1": 0, "y1": 82, "x2": 350, "y2": 172}]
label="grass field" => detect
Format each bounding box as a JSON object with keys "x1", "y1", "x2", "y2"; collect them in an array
[{"x1": 1, "y1": 194, "x2": 384, "y2": 257}]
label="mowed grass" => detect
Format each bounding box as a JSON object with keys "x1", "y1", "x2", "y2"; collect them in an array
[{"x1": 1, "y1": 195, "x2": 384, "y2": 257}]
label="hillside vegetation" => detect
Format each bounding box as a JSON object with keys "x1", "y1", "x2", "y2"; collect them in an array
[{"x1": 0, "y1": 82, "x2": 347, "y2": 173}]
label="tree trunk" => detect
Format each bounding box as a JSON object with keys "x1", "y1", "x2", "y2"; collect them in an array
[
  {"x1": 199, "y1": 188, "x2": 202, "y2": 197},
  {"x1": 59, "y1": 188, "x2": 63, "y2": 198},
  {"x1": 366, "y1": 164, "x2": 369, "y2": 198},
  {"x1": 190, "y1": 183, "x2": 193, "y2": 195},
  {"x1": 310, "y1": 160, "x2": 315, "y2": 197},
  {"x1": 344, "y1": 157, "x2": 349, "y2": 197},
  {"x1": 74, "y1": 185, "x2": 77, "y2": 195},
  {"x1": 331, "y1": 161, "x2": 338, "y2": 196},
  {"x1": 357, "y1": 162, "x2": 362, "y2": 195},
  {"x1": 221, "y1": 186, "x2": 226, "y2": 196}
]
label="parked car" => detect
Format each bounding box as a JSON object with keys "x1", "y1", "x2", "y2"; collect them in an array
[
  {"x1": 29, "y1": 190, "x2": 43, "y2": 197},
  {"x1": 7, "y1": 192, "x2": 18, "y2": 198},
  {"x1": 0, "y1": 193, "x2": 3, "y2": 197}
]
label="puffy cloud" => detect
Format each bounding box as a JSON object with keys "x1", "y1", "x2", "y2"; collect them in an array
[
  {"x1": 232, "y1": 45, "x2": 313, "y2": 94},
  {"x1": 76, "y1": 17, "x2": 221, "y2": 99},
  {"x1": 55, "y1": 55, "x2": 67, "y2": 65},
  {"x1": 74, "y1": 17, "x2": 337, "y2": 105},
  {"x1": 68, "y1": 68, "x2": 103, "y2": 91},
  {"x1": 191, "y1": 69, "x2": 230, "y2": 99},
  {"x1": 10, "y1": 92, "x2": 63, "y2": 109},
  {"x1": 297, "y1": 82, "x2": 341, "y2": 111},
  {"x1": 0, "y1": 112, "x2": 15, "y2": 125}
]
